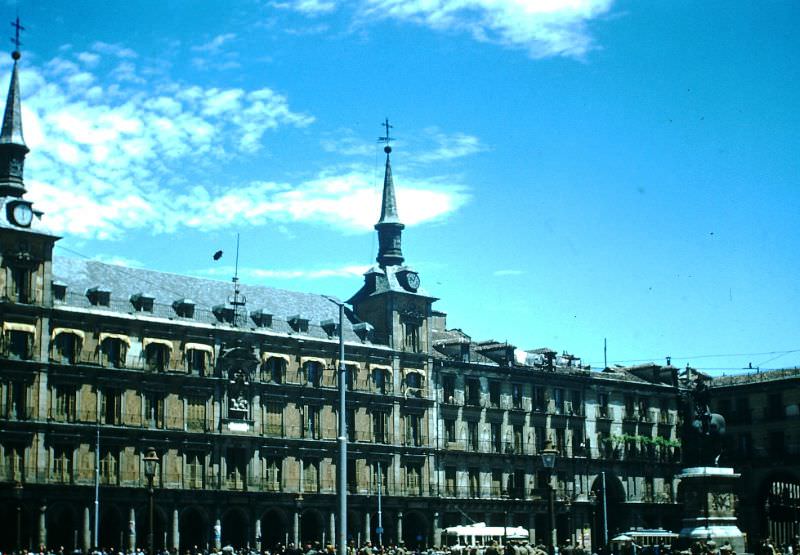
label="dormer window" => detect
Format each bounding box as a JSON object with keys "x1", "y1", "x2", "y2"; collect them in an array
[
  {"x1": 86, "y1": 287, "x2": 111, "y2": 307},
  {"x1": 353, "y1": 322, "x2": 374, "y2": 342},
  {"x1": 212, "y1": 305, "x2": 235, "y2": 324},
  {"x1": 288, "y1": 315, "x2": 309, "y2": 333},
  {"x1": 130, "y1": 293, "x2": 155, "y2": 312},
  {"x1": 250, "y1": 309, "x2": 272, "y2": 328},
  {"x1": 321, "y1": 319, "x2": 338, "y2": 338},
  {"x1": 52, "y1": 281, "x2": 67, "y2": 303},
  {"x1": 173, "y1": 299, "x2": 195, "y2": 319}
]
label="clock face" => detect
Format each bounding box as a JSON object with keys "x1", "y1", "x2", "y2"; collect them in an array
[
  {"x1": 10, "y1": 202, "x2": 33, "y2": 227},
  {"x1": 406, "y1": 272, "x2": 420, "y2": 291}
]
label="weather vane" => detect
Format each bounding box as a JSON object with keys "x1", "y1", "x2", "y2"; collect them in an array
[
  {"x1": 10, "y1": 16, "x2": 24, "y2": 60},
  {"x1": 378, "y1": 118, "x2": 394, "y2": 151}
]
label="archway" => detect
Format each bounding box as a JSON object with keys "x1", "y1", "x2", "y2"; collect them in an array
[
  {"x1": 347, "y1": 509, "x2": 360, "y2": 545},
  {"x1": 760, "y1": 473, "x2": 800, "y2": 546},
  {"x1": 590, "y1": 473, "x2": 626, "y2": 549},
  {"x1": 180, "y1": 506, "x2": 209, "y2": 552},
  {"x1": 136, "y1": 506, "x2": 168, "y2": 552},
  {"x1": 99, "y1": 505, "x2": 125, "y2": 550},
  {"x1": 222, "y1": 508, "x2": 249, "y2": 549},
  {"x1": 401, "y1": 511, "x2": 428, "y2": 549},
  {"x1": 260, "y1": 508, "x2": 289, "y2": 550},
  {"x1": 300, "y1": 509, "x2": 324, "y2": 545},
  {"x1": 47, "y1": 503, "x2": 77, "y2": 551}
]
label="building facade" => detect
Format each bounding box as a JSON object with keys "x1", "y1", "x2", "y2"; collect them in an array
[{"x1": 0, "y1": 45, "x2": 786, "y2": 554}]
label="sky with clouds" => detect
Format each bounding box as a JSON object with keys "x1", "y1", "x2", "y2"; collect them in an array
[{"x1": 7, "y1": 0, "x2": 799, "y2": 374}]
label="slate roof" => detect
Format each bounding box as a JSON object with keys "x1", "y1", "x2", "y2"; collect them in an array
[{"x1": 52, "y1": 256, "x2": 377, "y2": 345}]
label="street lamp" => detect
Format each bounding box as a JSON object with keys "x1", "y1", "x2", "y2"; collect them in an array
[
  {"x1": 501, "y1": 489, "x2": 510, "y2": 548},
  {"x1": 541, "y1": 440, "x2": 558, "y2": 554},
  {"x1": 143, "y1": 447, "x2": 159, "y2": 555},
  {"x1": 13, "y1": 480, "x2": 23, "y2": 552}
]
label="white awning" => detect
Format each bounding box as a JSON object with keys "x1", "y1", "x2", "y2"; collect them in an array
[
  {"x1": 300, "y1": 356, "x2": 328, "y2": 367},
  {"x1": 403, "y1": 368, "x2": 426, "y2": 378},
  {"x1": 184, "y1": 342, "x2": 214, "y2": 355},
  {"x1": 3, "y1": 322, "x2": 36, "y2": 336},
  {"x1": 334, "y1": 359, "x2": 361, "y2": 369},
  {"x1": 98, "y1": 332, "x2": 131, "y2": 347},
  {"x1": 143, "y1": 338, "x2": 174, "y2": 351},
  {"x1": 51, "y1": 327, "x2": 86, "y2": 341},
  {"x1": 369, "y1": 364, "x2": 393, "y2": 373},
  {"x1": 261, "y1": 352, "x2": 292, "y2": 364}
]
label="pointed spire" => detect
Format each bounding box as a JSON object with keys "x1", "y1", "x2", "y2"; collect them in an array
[
  {"x1": 0, "y1": 17, "x2": 29, "y2": 198},
  {"x1": 375, "y1": 119, "x2": 405, "y2": 267}
]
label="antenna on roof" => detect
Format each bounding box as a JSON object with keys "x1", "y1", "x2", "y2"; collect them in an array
[{"x1": 228, "y1": 233, "x2": 246, "y2": 325}]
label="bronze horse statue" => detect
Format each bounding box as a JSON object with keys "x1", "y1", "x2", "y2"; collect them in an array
[{"x1": 683, "y1": 380, "x2": 727, "y2": 467}]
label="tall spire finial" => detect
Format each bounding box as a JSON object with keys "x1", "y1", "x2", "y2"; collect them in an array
[
  {"x1": 375, "y1": 118, "x2": 404, "y2": 267},
  {"x1": 0, "y1": 16, "x2": 29, "y2": 197}
]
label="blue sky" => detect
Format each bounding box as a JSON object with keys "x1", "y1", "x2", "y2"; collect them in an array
[{"x1": 8, "y1": 0, "x2": 800, "y2": 374}]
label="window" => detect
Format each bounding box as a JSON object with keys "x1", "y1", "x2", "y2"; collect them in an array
[
  {"x1": 512, "y1": 383, "x2": 523, "y2": 409},
  {"x1": 533, "y1": 387, "x2": 546, "y2": 412},
  {"x1": 4, "y1": 326, "x2": 34, "y2": 360},
  {"x1": 347, "y1": 409, "x2": 356, "y2": 441},
  {"x1": 466, "y1": 378, "x2": 481, "y2": 406},
  {"x1": 372, "y1": 461, "x2": 388, "y2": 494},
  {"x1": 303, "y1": 459, "x2": 319, "y2": 493},
  {"x1": 225, "y1": 447, "x2": 247, "y2": 490},
  {"x1": 51, "y1": 445, "x2": 71, "y2": 483},
  {"x1": 443, "y1": 374, "x2": 456, "y2": 404},
  {"x1": 512, "y1": 424, "x2": 524, "y2": 455},
  {"x1": 100, "y1": 448, "x2": 119, "y2": 485},
  {"x1": 345, "y1": 364, "x2": 357, "y2": 391},
  {"x1": 3, "y1": 443, "x2": 25, "y2": 481},
  {"x1": 303, "y1": 361, "x2": 323, "y2": 387},
  {"x1": 263, "y1": 402, "x2": 283, "y2": 436},
  {"x1": 4, "y1": 381, "x2": 29, "y2": 420},
  {"x1": 768, "y1": 431, "x2": 785, "y2": 457},
  {"x1": 491, "y1": 469, "x2": 502, "y2": 496},
  {"x1": 186, "y1": 451, "x2": 205, "y2": 489},
  {"x1": 510, "y1": 469, "x2": 525, "y2": 498},
  {"x1": 144, "y1": 393, "x2": 164, "y2": 429},
  {"x1": 553, "y1": 388, "x2": 564, "y2": 414},
  {"x1": 572, "y1": 426, "x2": 585, "y2": 457},
  {"x1": 404, "y1": 321, "x2": 420, "y2": 352},
  {"x1": 405, "y1": 370, "x2": 424, "y2": 397},
  {"x1": 347, "y1": 459, "x2": 357, "y2": 492},
  {"x1": 555, "y1": 428, "x2": 566, "y2": 453},
  {"x1": 445, "y1": 418, "x2": 456, "y2": 444},
  {"x1": 405, "y1": 413, "x2": 422, "y2": 446},
  {"x1": 9, "y1": 266, "x2": 31, "y2": 303},
  {"x1": 145, "y1": 341, "x2": 171, "y2": 372},
  {"x1": 303, "y1": 406, "x2": 321, "y2": 439},
  {"x1": 101, "y1": 336, "x2": 127, "y2": 368},
  {"x1": 372, "y1": 367, "x2": 389, "y2": 394},
  {"x1": 491, "y1": 423, "x2": 502, "y2": 453},
  {"x1": 535, "y1": 426, "x2": 546, "y2": 453},
  {"x1": 405, "y1": 464, "x2": 422, "y2": 495},
  {"x1": 53, "y1": 331, "x2": 81, "y2": 364},
  {"x1": 373, "y1": 411, "x2": 388, "y2": 444},
  {"x1": 571, "y1": 390, "x2": 582, "y2": 416},
  {"x1": 261, "y1": 356, "x2": 286, "y2": 384},
  {"x1": 86, "y1": 287, "x2": 111, "y2": 307},
  {"x1": 102, "y1": 389, "x2": 122, "y2": 425},
  {"x1": 187, "y1": 346, "x2": 213, "y2": 376},
  {"x1": 187, "y1": 397, "x2": 206, "y2": 432},
  {"x1": 468, "y1": 468, "x2": 480, "y2": 497},
  {"x1": 598, "y1": 393, "x2": 610, "y2": 418},
  {"x1": 264, "y1": 457, "x2": 282, "y2": 492},
  {"x1": 624, "y1": 396, "x2": 635, "y2": 420},
  {"x1": 445, "y1": 467, "x2": 457, "y2": 496},
  {"x1": 489, "y1": 381, "x2": 501, "y2": 407},
  {"x1": 467, "y1": 421, "x2": 479, "y2": 451},
  {"x1": 52, "y1": 385, "x2": 76, "y2": 422}
]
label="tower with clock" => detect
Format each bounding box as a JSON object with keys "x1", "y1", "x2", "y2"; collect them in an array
[{"x1": 348, "y1": 121, "x2": 437, "y2": 358}]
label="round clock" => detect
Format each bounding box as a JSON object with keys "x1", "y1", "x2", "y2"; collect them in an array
[
  {"x1": 406, "y1": 272, "x2": 420, "y2": 291},
  {"x1": 10, "y1": 201, "x2": 33, "y2": 227}
]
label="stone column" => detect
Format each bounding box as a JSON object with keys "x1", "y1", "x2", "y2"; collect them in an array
[
  {"x1": 293, "y1": 509, "x2": 300, "y2": 546},
  {"x1": 39, "y1": 504, "x2": 47, "y2": 549},
  {"x1": 214, "y1": 517, "x2": 222, "y2": 550},
  {"x1": 255, "y1": 518, "x2": 262, "y2": 552},
  {"x1": 364, "y1": 512, "x2": 371, "y2": 544},
  {"x1": 433, "y1": 512, "x2": 441, "y2": 548},
  {"x1": 172, "y1": 508, "x2": 179, "y2": 551},
  {"x1": 397, "y1": 512, "x2": 403, "y2": 546},
  {"x1": 83, "y1": 506, "x2": 91, "y2": 552},
  {"x1": 129, "y1": 508, "x2": 136, "y2": 551},
  {"x1": 329, "y1": 512, "x2": 335, "y2": 549}
]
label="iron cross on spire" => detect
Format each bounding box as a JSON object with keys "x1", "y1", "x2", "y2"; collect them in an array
[
  {"x1": 378, "y1": 117, "x2": 394, "y2": 147},
  {"x1": 10, "y1": 16, "x2": 24, "y2": 58}
]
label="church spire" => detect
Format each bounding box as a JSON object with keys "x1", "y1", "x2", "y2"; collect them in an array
[
  {"x1": 375, "y1": 118, "x2": 405, "y2": 267},
  {"x1": 0, "y1": 17, "x2": 29, "y2": 198}
]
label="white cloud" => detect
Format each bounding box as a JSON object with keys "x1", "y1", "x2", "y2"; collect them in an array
[
  {"x1": 13, "y1": 47, "x2": 468, "y2": 240},
  {"x1": 271, "y1": 0, "x2": 337, "y2": 15},
  {"x1": 91, "y1": 41, "x2": 138, "y2": 59},
  {"x1": 418, "y1": 129, "x2": 485, "y2": 162},
  {"x1": 192, "y1": 33, "x2": 237, "y2": 53}
]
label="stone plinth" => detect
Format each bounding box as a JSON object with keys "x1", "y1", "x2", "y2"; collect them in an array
[{"x1": 678, "y1": 467, "x2": 745, "y2": 554}]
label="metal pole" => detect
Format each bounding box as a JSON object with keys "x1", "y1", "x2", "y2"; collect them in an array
[
  {"x1": 337, "y1": 301, "x2": 347, "y2": 555},
  {"x1": 16, "y1": 499, "x2": 22, "y2": 551},
  {"x1": 149, "y1": 480, "x2": 155, "y2": 555},
  {"x1": 377, "y1": 463, "x2": 383, "y2": 547},
  {"x1": 601, "y1": 472, "x2": 608, "y2": 548},
  {"x1": 549, "y1": 480, "x2": 556, "y2": 554},
  {"x1": 94, "y1": 425, "x2": 100, "y2": 549}
]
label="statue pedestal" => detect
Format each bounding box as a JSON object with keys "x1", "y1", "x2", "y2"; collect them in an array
[{"x1": 678, "y1": 467, "x2": 745, "y2": 554}]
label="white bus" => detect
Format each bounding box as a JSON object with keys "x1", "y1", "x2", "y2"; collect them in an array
[{"x1": 444, "y1": 522, "x2": 529, "y2": 552}]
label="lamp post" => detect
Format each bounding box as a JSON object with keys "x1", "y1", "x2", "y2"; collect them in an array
[
  {"x1": 325, "y1": 296, "x2": 347, "y2": 555},
  {"x1": 501, "y1": 489, "x2": 510, "y2": 549},
  {"x1": 541, "y1": 440, "x2": 558, "y2": 554},
  {"x1": 143, "y1": 447, "x2": 159, "y2": 555},
  {"x1": 13, "y1": 480, "x2": 23, "y2": 552}
]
